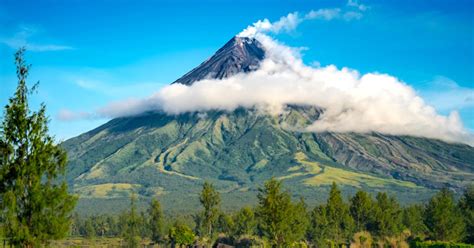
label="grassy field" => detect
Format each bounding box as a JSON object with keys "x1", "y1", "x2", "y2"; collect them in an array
[{"x1": 49, "y1": 237, "x2": 157, "y2": 248}]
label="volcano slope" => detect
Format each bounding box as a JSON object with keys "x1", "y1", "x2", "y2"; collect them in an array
[{"x1": 62, "y1": 37, "x2": 474, "y2": 214}]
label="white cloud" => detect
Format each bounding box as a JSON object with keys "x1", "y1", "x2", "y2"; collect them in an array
[
  {"x1": 59, "y1": 8, "x2": 472, "y2": 145},
  {"x1": 305, "y1": 8, "x2": 342, "y2": 21},
  {"x1": 57, "y1": 109, "x2": 95, "y2": 122},
  {"x1": 347, "y1": 0, "x2": 368, "y2": 11},
  {"x1": 238, "y1": 2, "x2": 367, "y2": 37},
  {"x1": 1, "y1": 25, "x2": 73, "y2": 52},
  {"x1": 74, "y1": 33, "x2": 472, "y2": 145}
]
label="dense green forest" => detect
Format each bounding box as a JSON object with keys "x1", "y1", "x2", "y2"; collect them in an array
[{"x1": 67, "y1": 180, "x2": 474, "y2": 247}]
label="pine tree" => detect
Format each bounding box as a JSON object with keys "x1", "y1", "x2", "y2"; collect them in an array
[
  {"x1": 123, "y1": 193, "x2": 140, "y2": 248},
  {"x1": 308, "y1": 205, "x2": 330, "y2": 248},
  {"x1": 256, "y1": 178, "x2": 308, "y2": 246},
  {"x1": 325, "y1": 182, "x2": 354, "y2": 245},
  {"x1": 286, "y1": 198, "x2": 310, "y2": 245},
  {"x1": 199, "y1": 181, "x2": 221, "y2": 238},
  {"x1": 84, "y1": 219, "x2": 96, "y2": 238},
  {"x1": 350, "y1": 190, "x2": 373, "y2": 232},
  {"x1": 216, "y1": 212, "x2": 234, "y2": 235},
  {"x1": 233, "y1": 207, "x2": 256, "y2": 236},
  {"x1": 458, "y1": 184, "x2": 474, "y2": 244},
  {"x1": 402, "y1": 204, "x2": 427, "y2": 237},
  {"x1": 0, "y1": 48, "x2": 77, "y2": 247},
  {"x1": 425, "y1": 188, "x2": 465, "y2": 242},
  {"x1": 372, "y1": 192, "x2": 402, "y2": 237},
  {"x1": 148, "y1": 198, "x2": 164, "y2": 243}
]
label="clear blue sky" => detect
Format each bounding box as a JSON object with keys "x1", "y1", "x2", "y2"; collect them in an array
[{"x1": 1, "y1": 0, "x2": 473, "y2": 140}]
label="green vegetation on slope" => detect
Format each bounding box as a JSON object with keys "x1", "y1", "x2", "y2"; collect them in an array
[{"x1": 62, "y1": 106, "x2": 474, "y2": 214}]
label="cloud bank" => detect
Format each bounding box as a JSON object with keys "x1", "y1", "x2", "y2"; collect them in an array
[
  {"x1": 87, "y1": 33, "x2": 472, "y2": 145},
  {"x1": 59, "y1": 4, "x2": 473, "y2": 145}
]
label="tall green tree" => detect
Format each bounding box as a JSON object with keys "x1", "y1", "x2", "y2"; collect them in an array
[
  {"x1": 425, "y1": 188, "x2": 465, "y2": 242},
  {"x1": 308, "y1": 205, "x2": 331, "y2": 248},
  {"x1": 199, "y1": 181, "x2": 221, "y2": 237},
  {"x1": 458, "y1": 184, "x2": 474, "y2": 244},
  {"x1": 216, "y1": 212, "x2": 234, "y2": 235},
  {"x1": 123, "y1": 194, "x2": 140, "y2": 248},
  {"x1": 0, "y1": 48, "x2": 77, "y2": 247},
  {"x1": 350, "y1": 190, "x2": 373, "y2": 232},
  {"x1": 324, "y1": 182, "x2": 354, "y2": 245},
  {"x1": 256, "y1": 178, "x2": 308, "y2": 246},
  {"x1": 83, "y1": 219, "x2": 96, "y2": 238},
  {"x1": 372, "y1": 192, "x2": 402, "y2": 237},
  {"x1": 402, "y1": 204, "x2": 427, "y2": 237},
  {"x1": 233, "y1": 207, "x2": 256, "y2": 237},
  {"x1": 148, "y1": 198, "x2": 164, "y2": 243}
]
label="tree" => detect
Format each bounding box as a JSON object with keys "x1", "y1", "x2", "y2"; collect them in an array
[
  {"x1": 216, "y1": 212, "x2": 234, "y2": 235},
  {"x1": 459, "y1": 184, "x2": 474, "y2": 244},
  {"x1": 233, "y1": 207, "x2": 256, "y2": 237},
  {"x1": 308, "y1": 205, "x2": 331, "y2": 248},
  {"x1": 350, "y1": 190, "x2": 373, "y2": 232},
  {"x1": 402, "y1": 205, "x2": 427, "y2": 237},
  {"x1": 324, "y1": 182, "x2": 354, "y2": 245},
  {"x1": 123, "y1": 194, "x2": 141, "y2": 248},
  {"x1": 372, "y1": 192, "x2": 402, "y2": 237},
  {"x1": 169, "y1": 222, "x2": 195, "y2": 247},
  {"x1": 148, "y1": 198, "x2": 164, "y2": 243},
  {"x1": 83, "y1": 218, "x2": 96, "y2": 238},
  {"x1": 199, "y1": 181, "x2": 221, "y2": 237},
  {"x1": 425, "y1": 188, "x2": 465, "y2": 242},
  {"x1": 287, "y1": 198, "x2": 310, "y2": 244},
  {"x1": 256, "y1": 178, "x2": 308, "y2": 246},
  {"x1": 95, "y1": 215, "x2": 110, "y2": 237},
  {"x1": 0, "y1": 48, "x2": 77, "y2": 247}
]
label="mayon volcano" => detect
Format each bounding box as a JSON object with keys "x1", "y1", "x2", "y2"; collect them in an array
[{"x1": 62, "y1": 35, "x2": 474, "y2": 214}]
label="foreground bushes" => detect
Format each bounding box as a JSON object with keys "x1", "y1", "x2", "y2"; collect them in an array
[{"x1": 411, "y1": 240, "x2": 474, "y2": 248}]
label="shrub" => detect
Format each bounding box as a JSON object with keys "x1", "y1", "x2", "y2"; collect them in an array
[
  {"x1": 351, "y1": 231, "x2": 373, "y2": 248},
  {"x1": 410, "y1": 240, "x2": 474, "y2": 248},
  {"x1": 169, "y1": 223, "x2": 195, "y2": 246}
]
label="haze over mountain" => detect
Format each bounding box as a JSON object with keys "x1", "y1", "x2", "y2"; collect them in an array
[{"x1": 62, "y1": 31, "x2": 474, "y2": 214}]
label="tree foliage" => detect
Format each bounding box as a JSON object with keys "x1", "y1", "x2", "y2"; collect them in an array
[
  {"x1": 425, "y1": 188, "x2": 465, "y2": 242},
  {"x1": 323, "y1": 182, "x2": 354, "y2": 244},
  {"x1": 169, "y1": 222, "x2": 195, "y2": 247},
  {"x1": 123, "y1": 194, "x2": 141, "y2": 248},
  {"x1": 350, "y1": 190, "x2": 374, "y2": 232},
  {"x1": 372, "y1": 192, "x2": 403, "y2": 237},
  {"x1": 0, "y1": 48, "x2": 76, "y2": 247},
  {"x1": 199, "y1": 181, "x2": 221, "y2": 238},
  {"x1": 255, "y1": 178, "x2": 308, "y2": 246},
  {"x1": 148, "y1": 198, "x2": 164, "y2": 243},
  {"x1": 233, "y1": 206, "x2": 256, "y2": 237},
  {"x1": 403, "y1": 204, "x2": 428, "y2": 237},
  {"x1": 458, "y1": 185, "x2": 474, "y2": 244}
]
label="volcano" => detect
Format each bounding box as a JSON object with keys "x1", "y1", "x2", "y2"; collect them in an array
[
  {"x1": 173, "y1": 37, "x2": 265, "y2": 85},
  {"x1": 62, "y1": 36, "x2": 474, "y2": 214}
]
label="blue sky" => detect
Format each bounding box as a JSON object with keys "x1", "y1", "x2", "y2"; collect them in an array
[{"x1": 0, "y1": 0, "x2": 473, "y2": 141}]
